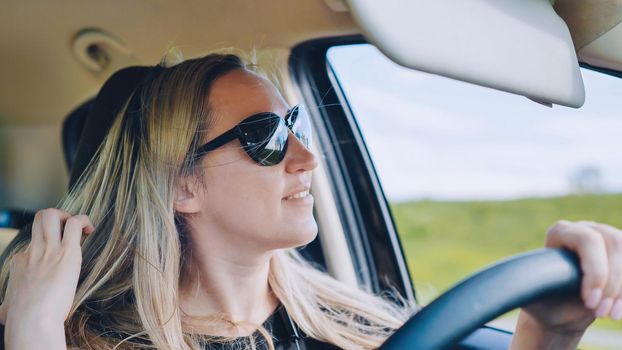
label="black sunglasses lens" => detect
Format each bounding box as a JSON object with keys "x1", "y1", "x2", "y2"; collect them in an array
[
  {"x1": 238, "y1": 105, "x2": 312, "y2": 166},
  {"x1": 239, "y1": 114, "x2": 288, "y2": 166},
  {"x1": 288, "y1": 105, "x2": 312, "y2": 149}
]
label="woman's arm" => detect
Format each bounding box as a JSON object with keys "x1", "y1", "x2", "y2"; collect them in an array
[
  {"x1": 510, "y1": 311, "x2": 583, "y2": 350},
  {"x1": 4, "y1": 315, "x2": 66, "y2": 350}
]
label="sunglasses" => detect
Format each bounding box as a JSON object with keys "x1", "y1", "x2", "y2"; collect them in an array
[{"x1": 194, "y1": 104, "x2": 312, "y2": 166}]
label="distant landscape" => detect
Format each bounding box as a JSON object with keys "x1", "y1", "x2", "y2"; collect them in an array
[{"x1": 391, "y1": 193, "x2": 622, "y2": 347}]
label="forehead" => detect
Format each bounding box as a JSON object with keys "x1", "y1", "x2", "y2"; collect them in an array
[{"x1": 207, "y1": 69, "x2": 289, "y2": 137}]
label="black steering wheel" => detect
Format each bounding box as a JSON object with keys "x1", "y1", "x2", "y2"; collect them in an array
[{"x1": 379, "y1": 248, "x2": 582, "y2": 350}]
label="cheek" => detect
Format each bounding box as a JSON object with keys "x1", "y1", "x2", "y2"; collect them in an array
[
  {"x1": 202, "y1": 162, "x2": 283, "y2": 235},
  {"x1": 200, "y1": 162, "x2": 317, "y2": 249}
]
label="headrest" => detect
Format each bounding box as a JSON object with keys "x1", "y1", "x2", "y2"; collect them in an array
[
  {"x1": 68, "y1": 66, "x2": 153, "y2": 189},
  {"x1": 66, "y1": 56, "x2": 244, "y2": 189},
  {"x1": 62, "y1": 98, "x2": 93, "y2": 172}
]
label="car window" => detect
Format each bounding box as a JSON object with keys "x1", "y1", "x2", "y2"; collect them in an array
[{"x1": 327, "y1": 43, "x2": 622, "y2": 350}]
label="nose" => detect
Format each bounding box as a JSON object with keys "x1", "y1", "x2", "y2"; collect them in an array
[{"x1": 284, "y1": 130, "x2": 318, "y2": 173}]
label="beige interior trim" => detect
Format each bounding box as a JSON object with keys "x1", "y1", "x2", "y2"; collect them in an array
[
  {"x1": 0, "y1": 228, "x2": 19, "y2": 254},
  {"x1": 578, "y1": 22, "x2": 622, "y2": 71},
  {"x1": 555, "y1": 0, "x2": 622, "y2": 50},
  {"x1": 0, "y1": 123, "x2": 68, "y2": 209},
  {"x1": 323, "y1": 0, "x2": 350, "y2": 12},
  {"x1": 308, "y1": 148, "x2": 359, "y2": 287}
]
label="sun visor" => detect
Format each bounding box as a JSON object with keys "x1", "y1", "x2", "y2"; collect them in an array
[{"x1": 345, "y1": 0, "x2": 586, "y2": 108}]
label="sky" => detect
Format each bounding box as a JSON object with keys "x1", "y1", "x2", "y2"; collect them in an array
[{"x1": 327, "y1": 44, "x2": 622, "y2": 202}]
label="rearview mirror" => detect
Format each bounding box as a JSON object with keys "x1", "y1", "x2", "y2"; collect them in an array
[{"x1": 345, "y1": 0, "x2": 585, "y2": 108}]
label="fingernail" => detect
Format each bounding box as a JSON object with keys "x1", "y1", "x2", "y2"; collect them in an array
[
  {"x1": 596, "y1": 298, "x2": 613, "y2": 318},
  {"x1": 586, "y1": 289, "x2": 602, "y2": 309},
  {"x1": 611, "y1": 300, "x2": 622, "y2": 321}
]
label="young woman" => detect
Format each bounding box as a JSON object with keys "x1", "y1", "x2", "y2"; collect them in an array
[{"x1": 0, "y1": 52, "x2": 620, "y2": 350}]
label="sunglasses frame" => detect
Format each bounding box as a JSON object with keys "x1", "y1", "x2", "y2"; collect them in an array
[{"x1": 193, "y1": 104, "x2": 311, "y2": 166}]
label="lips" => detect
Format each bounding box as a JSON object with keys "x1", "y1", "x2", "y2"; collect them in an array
[
  {"x1": 284, "y1": 190, "x2": 310, "y2": 200},
  {"x1": 282, "y1": 185, "x2": 311, "y2": 200}
]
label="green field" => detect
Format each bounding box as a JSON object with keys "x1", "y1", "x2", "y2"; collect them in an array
[{"x1": 390, "y1": 193, "x2": 622, "y2": 347}]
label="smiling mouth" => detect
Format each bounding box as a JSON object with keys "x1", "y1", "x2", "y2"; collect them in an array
[{"x1": 284, "y1": 190, "x2": 310, "y2": 200}]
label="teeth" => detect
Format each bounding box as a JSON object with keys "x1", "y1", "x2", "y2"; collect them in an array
[{"x1": 286, "y1": 190, "x2": 309, "y2": 200}]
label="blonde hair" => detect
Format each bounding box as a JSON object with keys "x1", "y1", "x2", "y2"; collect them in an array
[{"x1": 0, "y1": 50, "x2": 418, "y2": 350}]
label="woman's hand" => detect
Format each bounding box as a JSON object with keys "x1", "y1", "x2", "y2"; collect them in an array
[
  {"x1": 0, "y1": 209, "x2": 94, "y2": 349},
  {"x1": 516, "y1": 220, "x2": 622, "y2": 346}
]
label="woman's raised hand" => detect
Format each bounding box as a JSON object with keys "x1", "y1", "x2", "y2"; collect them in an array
[{"x1": 0, "y1": 209, "x2": 93, "y2": 349}]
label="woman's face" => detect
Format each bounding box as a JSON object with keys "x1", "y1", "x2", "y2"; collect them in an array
[{"x1": 179, "y1": 69, "x2": 319, "y2": 255}]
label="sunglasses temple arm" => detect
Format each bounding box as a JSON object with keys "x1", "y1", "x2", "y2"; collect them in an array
[{"x1": 194, "y1": 129, "x2": 239, "y2": 159}]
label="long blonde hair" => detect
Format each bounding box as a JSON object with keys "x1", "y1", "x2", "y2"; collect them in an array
[{"x1": 0, "y1": 51, "x2": 418, "y2": 350}]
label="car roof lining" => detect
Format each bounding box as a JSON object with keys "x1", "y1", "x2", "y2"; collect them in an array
[{"x1": 0, "y1": 0, "x2": 358, "y2": 126}]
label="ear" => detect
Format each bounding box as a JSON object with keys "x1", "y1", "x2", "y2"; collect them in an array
[{"x1": 174, "y1": 177, "x2": 202, "y2": 214}]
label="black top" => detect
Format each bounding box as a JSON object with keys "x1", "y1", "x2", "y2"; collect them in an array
[
  {"x1": 0, "y1": 304, "x2": 342, "y2": 350},
  {"x1": 201, "y1": 303, "x2": 341, "y2": 350}
]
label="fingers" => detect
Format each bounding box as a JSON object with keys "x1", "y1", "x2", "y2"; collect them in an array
[
  {"x1": 547, "y1": 220, "x2": 622, "y2": 321},
  {"x1": 41, "y1": 209, "x2": 71, "y2": 250},
  {"x1": 546, "y1": 220, "x2": 609, "y2": 310},
  {"x1": 61, "y1": 215, "x2": 95, "y2": 251},
  {"x1": 581, "y1": 221, "x2": 622, "y2": 320},
  {"x1": 31, "y1": 209, "x2": 70, "y2": 258},
  {"x1": 29, "y1": 209, "x2": 94, "y2": 260},
  {"x1": 29, "y1": 211, "x2": 46, "y2": 255}
]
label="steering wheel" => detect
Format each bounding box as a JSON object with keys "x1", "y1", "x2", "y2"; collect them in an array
[{"x1": 379, "y1": 248, "x2": 582, "y2": 350}]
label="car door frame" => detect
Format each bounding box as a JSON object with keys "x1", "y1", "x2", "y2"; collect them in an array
[
  {"x1": 288, "y1": 35, "x2": 514, "y2": 349},
  {"x1": 290, "y1": 35, "x2": 416, "y2": 303}
]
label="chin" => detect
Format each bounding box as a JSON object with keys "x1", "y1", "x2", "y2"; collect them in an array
[{"x1": 281, "y1": 221, "x2": 319, "y2": 249}]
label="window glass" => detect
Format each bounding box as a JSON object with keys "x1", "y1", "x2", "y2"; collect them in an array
[{"x1": 327, "y1": 43, "x2": 622, "y2": 349}]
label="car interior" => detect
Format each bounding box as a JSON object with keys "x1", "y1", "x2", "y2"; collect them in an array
[{"x1": 1, "y1": 1, "x2": 621, "y2": 349}]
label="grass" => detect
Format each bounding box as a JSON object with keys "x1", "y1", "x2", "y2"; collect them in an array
[{"x1": 389, "y1": 193, "x2": 622, "y2": 348}]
